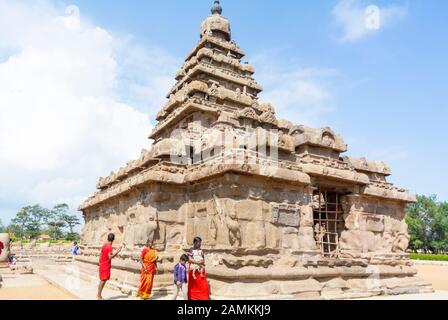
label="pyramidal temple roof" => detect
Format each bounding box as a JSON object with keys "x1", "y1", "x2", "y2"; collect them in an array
[
  {"x1": 152, "y1": 0, "x2": 267, "y2": 141},
  {"x1": 79, "y1": 1, "x2": 416, "y2": 211}
]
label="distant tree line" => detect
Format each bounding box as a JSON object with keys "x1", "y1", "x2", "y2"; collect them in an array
[
  {"x1": 406, "y1": 195, "x2": 448, "y2": 254},
  {"x1": 1, "y1": 204, "x2": 81, "y2": 241}
]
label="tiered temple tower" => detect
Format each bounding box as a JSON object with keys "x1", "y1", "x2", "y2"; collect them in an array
[{"x1": 77, "y1": 1, "x2": 433, "y2": 299}]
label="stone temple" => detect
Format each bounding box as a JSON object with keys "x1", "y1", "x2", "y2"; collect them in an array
[{"x1": 77, "y1": 1, "x2": 433, "y2": 299}]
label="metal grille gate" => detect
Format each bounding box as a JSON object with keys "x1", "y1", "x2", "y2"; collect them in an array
[{"x1": 313, "y1": 189, "x2": 345, "y2": 258}]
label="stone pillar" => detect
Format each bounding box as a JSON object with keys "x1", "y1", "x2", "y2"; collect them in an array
[{"x1": 0, "y1": 233, "x2": 10, "y2": 267}]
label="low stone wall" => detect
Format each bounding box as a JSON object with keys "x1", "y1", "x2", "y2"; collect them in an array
[
  {"x1": 412, "y1": 260, "x2": 448, "y2": 266},
  {"x1": 10, "y1": 243, "x2": 74, "y2": 265}
]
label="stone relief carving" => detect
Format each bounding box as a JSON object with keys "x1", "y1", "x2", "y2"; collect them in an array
[
  {"x1": 271, "y1": 204, "x2": 300, "y2": 227},
  {"x1": 392, "y1": 232, "x2": 410, "y2": 253},
  {"x1": 225, "y1": 209, "x2": 241, "y2": 247},
  {"x1": 314, "y1": 223, "x2": 326, "y2": 244},
  {"x1": 122, "y1": 202, "x2": 159, "y2": 247},
  {"x1": 321, "y1": 130, "x2": 336, "y2": 148},
  {"x1": 238, "y1": 107, "x2": 258, "y2": 121}
]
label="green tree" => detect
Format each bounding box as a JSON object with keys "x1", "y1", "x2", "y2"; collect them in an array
[
  {"x1": 53, "y1": 204, "x2": 69, "y2": 216},
  {"x1": 11, "y1": 209, "x2": 32, "y2": 239},
  {"x1": 46, "y1": 204, "x2": 70, "y2": 240},
  {"x1": 0, "y1": 218, "x2": 4, "y2": 233},
  {"x1": 433, "y1": 202, "x2": 448, "y2": 252},
  {"x1": 51, "y1": 204, "x2": 81, "y2": 240},
  {"x1": 406, "y1": 195, "x2": 448, "y2": 253},
  {"x1": 65, "y1": 231, "x2": 80, "y2": 241},
  {"x1": 61, "y1": 214, "x2": 80, "y2": 234},
  {"x1": 10, "y1": 203, "x2": 82, "y2": 241},
  {"x1": 27, "y1": 205, "x2": 50, "y2": 239},
  {"x1": 62, "y1": 214, "x2": 81, "y2": 240},
  {"x1": 47, "y1": 220, "x2": 66, "y2": 239},
  {"x1": 6, "y1": 223, "x2": 21, "y2": 238},
  {"x1": 12, "y1": 205, "x2": 50, "y2": 239}
]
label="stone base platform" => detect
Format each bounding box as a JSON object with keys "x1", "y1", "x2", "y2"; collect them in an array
[{"x1": 74, "y1": 254, "x2": 434, "y2": 300}]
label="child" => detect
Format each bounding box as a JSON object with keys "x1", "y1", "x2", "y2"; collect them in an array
[
  {"x1": 172, "y1": 254, "x2": 189, "y2": 300},
  {"x1": 8, "y1": 253, "x2": 16, "y2": 267},
  {"x1": 187, "y1": 237, "x2": 205, "y2": 280},
  {"x1": 72, "y1": 241, "x2": 80, "y2": 256}
]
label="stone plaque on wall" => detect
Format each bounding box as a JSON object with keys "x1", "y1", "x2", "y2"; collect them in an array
[{"x1": 271, "y1": 204, "x2": 300, "y2": 227}]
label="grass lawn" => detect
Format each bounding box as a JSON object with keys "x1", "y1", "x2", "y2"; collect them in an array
[{"x1": 410, "y1": 253, "x2": 448, "y2": 261}]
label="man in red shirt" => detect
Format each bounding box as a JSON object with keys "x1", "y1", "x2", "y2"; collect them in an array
[
  {"x1": 0, "y1": 241, "x2": 4, "y2": 256},
  {"x1": 97, "y1": 233, "x2": 124, "y2": 300}
]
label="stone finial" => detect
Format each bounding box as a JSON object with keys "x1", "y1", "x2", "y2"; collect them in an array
[{"x1": 211, "y1": 0, "x2": 223, "y2": 15}]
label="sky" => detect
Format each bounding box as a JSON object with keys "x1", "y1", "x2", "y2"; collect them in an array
[{"x1": 0, "y1": 0, "x2": 447, "y2": 228}]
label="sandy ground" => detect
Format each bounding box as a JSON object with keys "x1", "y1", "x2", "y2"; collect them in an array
[
  {"x1": 0, "y1": 271, "x2": 76, "y2": 300},
  {"x1": 416, "y1": 265, "x2": 448, "y2": 291},
  {"x1": 0, "y1": 285, "x2": 75, "y2": 300}
]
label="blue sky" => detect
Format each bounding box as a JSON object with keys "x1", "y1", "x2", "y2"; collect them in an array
[{"x1": 0, "y1": 0, "x2": 447, "y2": 227}]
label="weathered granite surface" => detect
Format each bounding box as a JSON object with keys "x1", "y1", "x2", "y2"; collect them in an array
[
  {"x1": 76, "y1": 1, "x2": 432, "y2": 299},
  {"x1": 0, "y1": 234, "x2": 10, "y2": 268}
]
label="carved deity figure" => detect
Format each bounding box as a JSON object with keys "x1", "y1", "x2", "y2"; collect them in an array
[
  {"x1": 209, "y1": 217, "x2": 218, "y2": 241},
  {"x1": 314, "y1": 223, "x2": 326, "y2": 244},
  {"x1": 311, "y1": 193, "x2": 326, "y2": 210},
  {"x1": 322, "y1": 132, "x2": 335, "y2": 148},
  {"x1": 392, "y1": 232, "x2": 410, "y2": 253},
  {"x1": 225, "y1": 210, "x2": 241, "y2": 246},
  {"x1": 146, "y1": 209, "x2": 158, "y2": 242},
  {"x1": 209, "y1": 82, "x2": 219, "y2": 96},
  {"x1": 123, "y1": 202, "x2": 159, "y2": 247}
]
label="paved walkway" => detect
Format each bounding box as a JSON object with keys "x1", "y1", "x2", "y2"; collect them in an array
[
  {"x1": 30, "y1": 264, "x2": 448, "y2": 301},
  {"x1": 34, "y1": 265, "x2": 135, "y2": 300},
  {"x1": 33, "y1": 264, "x2": 176, "y2": 300}
]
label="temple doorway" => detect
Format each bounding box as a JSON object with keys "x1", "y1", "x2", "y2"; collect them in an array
[{"x1": 313, "y1": 189, "x2": 346, "y2": 258}]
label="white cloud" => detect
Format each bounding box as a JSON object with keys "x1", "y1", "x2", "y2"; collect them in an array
[
  {"x1": 0, "y1": 0, "x2": 178, "y2": 221},
  {"x1": 332, "y1": 0, "x2": 408, "y2": 43},
  {"x1": 251, "y1": 54, "x2": 339, "y2": 127}
]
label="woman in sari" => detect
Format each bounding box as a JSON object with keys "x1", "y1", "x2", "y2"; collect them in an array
[
  {"x1": 187, "y1": 237, "x2": 210, "y2": 300},
  {"x1": 136, "y1": 239, "x2": 158, "y2": 300}
]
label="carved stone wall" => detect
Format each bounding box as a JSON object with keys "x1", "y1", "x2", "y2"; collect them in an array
[
  {"x1": 76, "y1": 2, "x2": 431, "y2": 299},
  {"x1": 339, "y1": 195, "x2": 410, "y2": 258}
]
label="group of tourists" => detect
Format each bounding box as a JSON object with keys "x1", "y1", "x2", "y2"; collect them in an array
[{"x1": 96, "y1": 234, "x2": 210, "y2": 300}]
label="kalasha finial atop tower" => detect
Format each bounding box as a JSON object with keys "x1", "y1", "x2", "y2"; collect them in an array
[
  {"x1": 211, "y1": 0, "x2": 223, "y2": 15},
  {"x1": 201, "y1": 0, "x2": 231, "y2": 41}
]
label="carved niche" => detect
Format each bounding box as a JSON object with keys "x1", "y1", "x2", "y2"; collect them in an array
[{"x1": 271, "y1": 204, "x2": 300, "y2": 227}]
